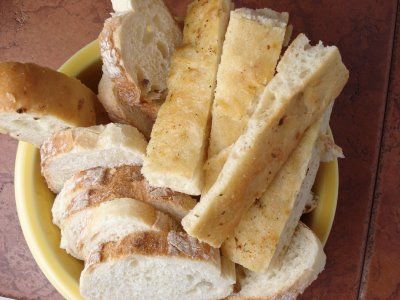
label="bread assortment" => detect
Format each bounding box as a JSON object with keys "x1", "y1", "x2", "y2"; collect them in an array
[
  {"x1": 182, "y1": 33, "x2": 349, "y2": 247},
  {"x1": 0, "y1": 0, "x2": 349, "y2": 299}
]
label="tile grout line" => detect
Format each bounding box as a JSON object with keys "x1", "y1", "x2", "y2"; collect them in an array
[{"x1": 356, "y1": 1, "x2": 400, "y2": 299}]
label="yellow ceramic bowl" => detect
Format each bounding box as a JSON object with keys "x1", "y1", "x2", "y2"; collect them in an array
[{"x1": 14, "y1": 40, "x2": 339, "y2": 300}]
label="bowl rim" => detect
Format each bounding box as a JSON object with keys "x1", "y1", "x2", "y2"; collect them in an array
[
  {"x1": 14, "y1": 40, "x2": 100, "y2": 300},
  {"x1": 14, "y1": 39, "x2": 339, "y2": 299}
]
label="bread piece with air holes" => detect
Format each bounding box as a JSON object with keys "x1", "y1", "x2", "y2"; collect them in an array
[
  {"x1": 40, "y1": 123, "x2": 147, "y2": 193},
  {"x1": 221, "y1": 106, "x2": 332, "y2": 272},
  {"x1": 52, "y1": 165, "x2": 196, "y2": 259},
  {"x1": 0, "y1": 62, "x2": 97, "y2": 147},
  {"x1": 208, "y1": 8, "x2": 288, "y2": 159},
  {"x1": 143, "y1": 0, "x2": 233, "y2": 195},
  {"x1": 204, "y1": 7, "x2": 288, "y2": 191},
  {"x1": 182, "y1": 34, "x2": 349, "y2": 247},
  {"x1": 230, "y1": 222, "x2": 326, "y2": 300},
  {"x1": 99, "y1": 0, "x2": 182, "y2": 137},
  {"x1": 59, "y1": 198, "x2": 179, "y2": 260},
  {"x1": 52, "y1": 165, "x2": 196, "y2": 227},
  {"x1": 78, "y1": 198, "x2": 180, "y2": 259},
  {"x1": 80, "y1": 230, "x2": 236, "y2": 300}
]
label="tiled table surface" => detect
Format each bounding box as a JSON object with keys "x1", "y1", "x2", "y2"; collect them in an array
[{"x1": 0, "y1": 1, "x2": 399, "y2": 299}]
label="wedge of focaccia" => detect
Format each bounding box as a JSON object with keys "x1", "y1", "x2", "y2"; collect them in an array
[
  {"x1": 222, "y1": 105, "x2": 333, "y2": 272},
  {"x1": 182, "y1": 34, "x2": 349, "y2": 247},
  {"x1": 143, "y1": 0, "x2": 233, "y2": 195},
  {"x1": 208, "y1": 7, "x2": 288, "y2": 158},
  {"x1": 205, "y1": 7, "x2": 288, "y2": 191}
]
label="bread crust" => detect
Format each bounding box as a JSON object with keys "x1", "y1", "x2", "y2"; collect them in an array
[
  {"x1": 96, "y1": 231, "x2": 219, "y2": 264},
  {"x1": 53, "y1": 165, "x2": 196, "y2": 222},
  {"x1": 40, "y1": 123, "x2": 147, "y2": 192},
  {"x1": 59, "y1": 197, "x2": 180, "y2": 260},
  {"x1": 0, "y1": 62, "x2": 97, "y2": 146},
  {"x1": 99, "y1": 15, "x2": 158, "y2": 138}
]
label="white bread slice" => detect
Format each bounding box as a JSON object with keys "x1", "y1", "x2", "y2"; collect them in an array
[
  {"x1": 232, "y1": 222, "x2": 326, "y2": 299},
  {"x1": 142, "y1": 0, "x2": 233, "y2": 195},
  {"x1": 40, "y1": 123, "x2": 147, "y2": 193},
  {"x1": 182, "y1": 34, "x2": 349, "y2": 246},
  {"x1": 52, "y1": 165, "x2": 196, "y2": 228},
  {"x1": 98, "y1": 70, "x2": 157, "y2": 137},
  {"x1": 80, "y1": 231, "x2": 236, "y2": 300},
  {"x1": 99, "y1": 0, "x2": 182, "y2": 137},
  {"x1": 59, "y1": 198, "x2": 179, "y2": 259},
  {"x1": 208, "y1": 8, "x2": 288, "y2": 158},
  {"x1": 79, "y1": 198, "x2": 179, "y2": 258},
  {"x1": 0, "y1": 62, "x2": 97, "y2": 147},
  {"x1": 222, "y1": 106, "x2": 332, "y2": 272},
  {"x1": 52, "y1": 165, "x2": 195, "y2": 258}
]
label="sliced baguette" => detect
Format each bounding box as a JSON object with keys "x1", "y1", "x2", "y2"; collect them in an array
[
  {"x1": 0, "y1": 62, "x2": 97, "y2": 147},
  {"x1": 80, "y1": 230, "x2": 236, "y2": 300},
  {"x1": 40, "y1": 123, "x2": 147, "y2": 193},
  {"x1": 59, "y1": 198, "x2": 179, "y2": 259},
  {"x1": 98, "y1": 70, "x2": 156, "y2": 136},
  {"x1": 99, "y1": 0, "x2": 182, "y2": 137},
  {"x1": 208, "y1": 8, "x2": 288, "y2": 158},
  {"x1": 232, "y1": 222, "x2": 326, "y2": 299},
  {"x1": 142, "y1": 0, "x2": 233, "y2": 195},
  {"x1": 182, "y1": 34, "x2": 349, "y2": 246},
  {"x1": 52, "y1": 165, "x2": 196, "y2": 228},
  {"x1": 222, "y1": 106, "x2": 332, "y2": 272}
]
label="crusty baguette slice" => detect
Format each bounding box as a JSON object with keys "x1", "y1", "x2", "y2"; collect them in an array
[
  {"x1": 221, "y1": 106, "x2": 332, "y2": 272},
  {"x1": 0, "y1": 62, "x2": 97, "y2": 147},
  {"x1": 97, "y1": 70, "x2": 155, "y2": 138},
  {"x1": 232, "y1": 222, "x2": 326, "y2": 299},
  {"x1": 52, "y1": 165, "x2": 196, "y2": 228},
  {"x1": 182, "y1": 34, "x2": 349, "y2": 246},
  {"x1": 59, "y1": 198, "x2": 179, "y2": 259},
  {"x1": 208, "y1": 8, "x2": 288, "y2": 158},
  {"x1": 99, "y1": 0, "x2": 182, "y2": 137},
  {"x1": 142, "y1": 0, "x2": 233, "y2": 195},
  {"x1": 80, "y1": 230, "x2": 236, "y2": 300},
  {"x1": 79, "y1": 198, "x2": 179, "y2": 258},
  {"x1": 40, "y1": 123, "x2": 147, "y2": 193}
]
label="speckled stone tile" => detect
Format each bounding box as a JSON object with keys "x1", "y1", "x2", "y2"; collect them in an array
[{"x1": 359, "y1": 6, "x2": 400, "y2": 299}]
